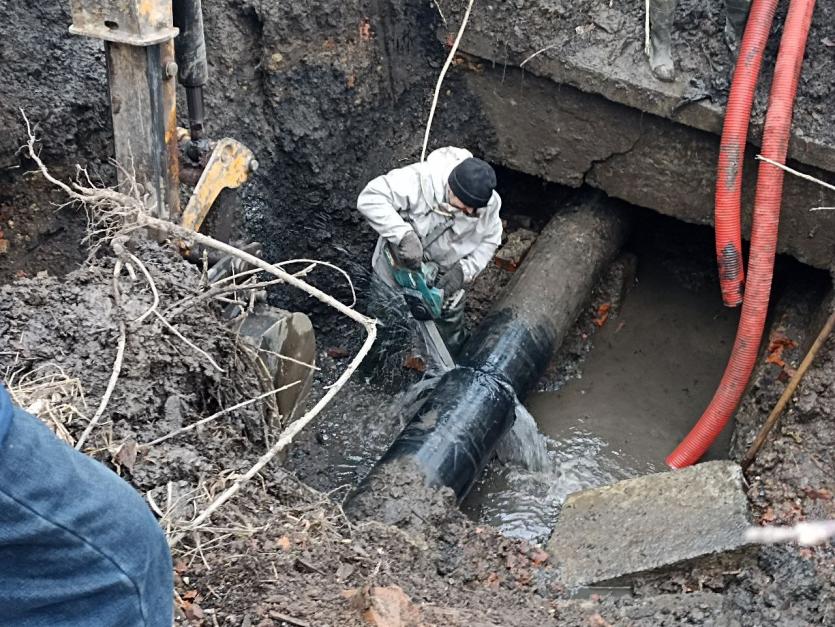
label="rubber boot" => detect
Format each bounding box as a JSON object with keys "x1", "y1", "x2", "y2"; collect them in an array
[
  {"x1": 649, "y1": 0, "x2": 677, "y2": 82},
  {"x1": 436, "y1": 290, "x2": 468, "y2": 355},
  {"x1": 725, "y1": 0, "x2": 752, "y2": 52}
]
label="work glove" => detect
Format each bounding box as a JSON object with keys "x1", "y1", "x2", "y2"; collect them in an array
[
  {"x1": 438, "y1": 262, "x2": 465, "y2": 296},
  {"x1": 395, "y1": 230, "x2": 423, "y2": 270}
]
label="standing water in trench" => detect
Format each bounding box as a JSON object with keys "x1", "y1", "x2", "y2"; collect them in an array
[
  {"x1": 463, "y1": 219, "x2": 740, "y2": 541},
  {"x1": 301, "y1": 212, "x2": 738, "y2": 543}
]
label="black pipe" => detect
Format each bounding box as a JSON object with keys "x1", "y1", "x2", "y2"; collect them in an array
[
  {"x1": 172, "y1": 0, "x2": 208, "y2": 141},
  {"x1": 347, "y1": 193, "x2": 629, "y2": 515}
]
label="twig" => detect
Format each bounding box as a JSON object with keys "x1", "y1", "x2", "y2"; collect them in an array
[
  {"x1": 432, "y1": 0, "x2": 448, "y2": 27},
  {"x1": 276, "y1": 259, "x2": 357, "y2": 307},
  {"x1": 22, "y1": 110, "x2": 147, "y2": 252},
  {"x1": 76, "y1": 261, "x2": 127, "y2": 450},
  {"x1": 143, "y1": 381, "x2": 301, "y2": 447},
  {"x1": 742, "y1": 308, "x2": 835, "y2": 470},
  {"x1": 755, "y1": 154, "x2": 835, "y2": 197},
  {"x1": 257, "y1": 347, "x2": 320, "y2": 371},
  {"x1": 127, "y1": 252, "x2": 160, "y2": 324},
  {"x1": 644, "y1": 0, "x2": 651, "y2": 57},
  {"x1": 520, "y1": 42, "x2": 560, "y2": 68},
  {"x1": 745, "y1": 520, "x2": 835, "y2": 546},
  {"x1": 169, "y1": 324, "x2": 376, "y2": 547},
  {"x1": 200, "y1": 249, "x2": 209, "y2": 288},
  {"x1": 21, "y1": 111, "x2": 81, "y2": 200},
  {"x1": 152, "y1": 310, "x2": 226, "y2": 373},
  {"x1": 146, "y1": 490, "x2": 166, "y2": 518},
  {"x1": 420, "y1": 0, "x2": 476, "y2": 162}
]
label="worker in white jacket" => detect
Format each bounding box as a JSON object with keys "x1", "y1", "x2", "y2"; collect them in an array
[{"x1": 357, "y1": 146, "x2": 502, "y2": 351}]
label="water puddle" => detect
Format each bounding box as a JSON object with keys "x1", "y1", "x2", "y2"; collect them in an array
[{"x1": 464, "y1": 252, "x2": 740, "y2": 542}]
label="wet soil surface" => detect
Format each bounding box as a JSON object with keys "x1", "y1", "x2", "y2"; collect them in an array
[
  {"x1": 0, "y1": 173, "x2": 89, "y2": 283},
  {"x1": 0, "y1": 241, "x2": 564, "y2": 625},
  {"x1": 1, "y1": 213, "x2": 833, "y2": 625},
  {"x1": 285, "y1": 205, "x2": 835, "y2": 624},
  {"x1": 0, "y1": 241, "x2": 267, "y2": 495}
]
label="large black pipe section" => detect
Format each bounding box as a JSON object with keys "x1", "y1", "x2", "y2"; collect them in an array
[
  {"x1": 348, "y1": 193, "x2": 629, "y2": 511},
  {"x1": 172, "y1": 0, "x2": 208, "y2": 141}
]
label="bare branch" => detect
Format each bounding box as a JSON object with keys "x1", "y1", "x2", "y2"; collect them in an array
[
  {"x1": 520, "y1": 43, "x2": 560, "y2": 68},
  {"x1": 76, "y1": 261, "x2": 127, "y2": 450},
  {"x1": 153, "y1": 310, "x2": 225, "y2": 373},
  {"x1": 127, "y1": 252, "x2": 160, "y2": 324},
  {"x1": 421, "y1": 0, "x2": 476, "y2": 161},
  {"x1": 143, "y1": 381, "x2": 301, "y2": 447},
  {"x1": 432, "y1": 0, "x2": 448, "y2": 27},
  {"x1": 755, "y1": 154, "x2": 835, "y2": 198}
]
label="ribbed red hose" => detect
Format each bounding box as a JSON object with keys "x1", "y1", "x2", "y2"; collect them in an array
[
  {"x1": 715, "y1": 0, "x2": 780, "y2": 307},
  {"x1": 668, "y1": 0, "x2": 817, "y2": 468}
]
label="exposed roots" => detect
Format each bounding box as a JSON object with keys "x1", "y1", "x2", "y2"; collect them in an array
[{"x1": 20, "y1": 112, "x2": 379, "y2": 541}]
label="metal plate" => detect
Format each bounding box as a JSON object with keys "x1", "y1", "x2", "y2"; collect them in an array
[{"x1": 69, "y1": 0, "x2": 177, "y2": 45}]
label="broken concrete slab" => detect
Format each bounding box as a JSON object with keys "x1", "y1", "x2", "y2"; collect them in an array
[
  {"x1": 441, "y1": 0, "x2": 835, "y2": 175},
  {"x1": 548, "y1": 461, "x2": 751, "y2": 588},
  {"x1": 455, "y1": 64, "x2": 835, "y2": 270}
]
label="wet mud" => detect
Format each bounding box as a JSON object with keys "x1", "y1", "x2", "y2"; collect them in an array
[{"x1": 0, "y1": 241, "x2": 266, "y2": 495}]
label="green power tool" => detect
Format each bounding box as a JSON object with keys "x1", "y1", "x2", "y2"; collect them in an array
[{"x1": 383, "y1": 245, "x2": 444, "y2": 321}]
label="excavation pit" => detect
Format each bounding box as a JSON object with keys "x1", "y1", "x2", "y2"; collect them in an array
[{"x1": 3, "y1": 0, "x2": 835, "y2": 623}]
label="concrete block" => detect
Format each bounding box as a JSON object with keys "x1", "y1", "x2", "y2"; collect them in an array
[
  {"x1": 548, "y1": 461, "x2": 751, "y2": 587},
  {"x1": 456, "y1": 63, "x2": 835, "y2": 270}
]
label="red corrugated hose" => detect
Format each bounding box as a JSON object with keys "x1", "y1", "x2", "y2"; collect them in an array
[
  {"x1": 715, "y1": 0, "x2": 780, "y2": 307},
  {"x1": 668, "y1": 0, "x2": 817, "y2": 468}
]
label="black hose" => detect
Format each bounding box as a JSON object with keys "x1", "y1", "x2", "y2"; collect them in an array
[{"x1": 172, "y1": 0, "x2": 208, "y2": 140}]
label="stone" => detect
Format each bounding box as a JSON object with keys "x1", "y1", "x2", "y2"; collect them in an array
[
  {"x1": 494, "y1": 228, "x2": 537, "y2": 272},
  {"x1": 548, "y1": 461, "x2": 751, "y2": 587}
]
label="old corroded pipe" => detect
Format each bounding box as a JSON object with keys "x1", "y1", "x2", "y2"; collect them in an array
[{"x1": 348, "y1": 192, "x2": 629, "y2": 514}]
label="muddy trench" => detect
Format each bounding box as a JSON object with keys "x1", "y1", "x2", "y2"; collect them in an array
[{"x1": 2, "y1": 1, "x2": 835, "y2": 625}]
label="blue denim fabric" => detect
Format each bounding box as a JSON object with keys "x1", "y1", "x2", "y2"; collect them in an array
[
  {"x1": 0, "y1": 384, "x2": 10, "y2": 447},
  {"x1": 0, "y1": 386, "x2": 173, "y2": 626}
]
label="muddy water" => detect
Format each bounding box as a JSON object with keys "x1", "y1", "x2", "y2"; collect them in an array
[{"x1": 463, "y1": 254, "x2": 740, "y2": 541}]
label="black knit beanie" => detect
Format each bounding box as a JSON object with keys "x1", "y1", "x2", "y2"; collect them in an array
[{"x1": 448, "y1": 158, "x2": 496, "y2": 209}]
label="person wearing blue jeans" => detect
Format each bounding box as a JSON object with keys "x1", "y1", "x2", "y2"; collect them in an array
[{"x1": 0, "y1": 384, "x2": 173, "y2": 626}]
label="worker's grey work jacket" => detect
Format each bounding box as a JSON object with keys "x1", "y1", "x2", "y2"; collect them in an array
[{"x1": 356, "y1": 147, "x2": 503, "y2": 287}]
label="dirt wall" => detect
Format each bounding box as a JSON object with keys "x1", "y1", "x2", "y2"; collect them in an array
[{"x1": 0, "y1": 0, "x2": 492, "y2": 326}]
